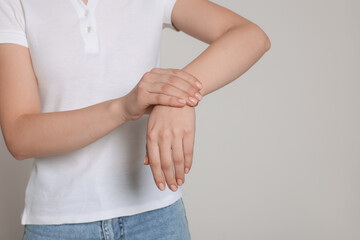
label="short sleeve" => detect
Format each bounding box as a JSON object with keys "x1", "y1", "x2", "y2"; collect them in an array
[
  {"x1": 162, "y1": 0, "x2": 180, "y2": 31},
  {"x1": 0, "y1": 0, "x2": 28, "y2": 48}
]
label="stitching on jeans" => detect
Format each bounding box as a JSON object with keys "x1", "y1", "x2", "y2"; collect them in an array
[
  {"x1": 119, "y1": 217, "x2": 125, "y2": 240},
  {"x1": 101, "y1": 221, "x2": 107, "y2": 240}
]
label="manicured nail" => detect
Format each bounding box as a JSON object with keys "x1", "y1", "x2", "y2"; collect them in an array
[
  {"x1": 195, "y1": 92, "x2": 202, "y2": 101},
  {"x1": 185, "y1": 168, "x2": 190, "y2": 174},
  {"x1": 189, "y1": 97, "x2": 197, "y2": 104},
  {"x1": 170, "y1": 184, "x2": 177, "y2": 191},
  {"x1": 159, "y1": 183, "x2": 165, "y2": 191},
  {"x1": 178, "y1": 98, "x2": 186, "y2": 104},
  {"x1": 177, "y1": 179, "x2": 183, "y2": 186},
  {"x1": 196, "y1": 82, "x2": 203, "y2": 89}
]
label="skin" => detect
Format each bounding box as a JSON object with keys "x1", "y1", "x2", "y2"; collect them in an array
[
  {"x1": 0, "y1": 0, "x2": 270, "y2": 193},
  {"x1": 143, "y1": 0, "x2": 271, "y2": 191},
  {"x1": 0, "y1": 48, "x2": 201, "y2": 159}
]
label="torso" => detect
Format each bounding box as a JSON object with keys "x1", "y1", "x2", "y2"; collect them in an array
[{"x1": 17, "y1": 0, "x2": 182, "y2": 225}]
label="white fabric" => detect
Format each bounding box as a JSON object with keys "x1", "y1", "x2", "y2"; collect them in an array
[{"x1": 0, "y1": 0, "x2": 183, "y2": 225}]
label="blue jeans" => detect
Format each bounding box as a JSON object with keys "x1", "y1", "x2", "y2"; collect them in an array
[{"x1": 22, "y1": 198, "x2": 191, "y2": 240}]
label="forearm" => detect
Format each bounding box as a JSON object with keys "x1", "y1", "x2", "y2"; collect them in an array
[
  {"x1": 181, "y1": 23, "x2": 271, "y2": 97},
  {"x1": 10, "y1": 97, "x2": 128, "y2": 160}
]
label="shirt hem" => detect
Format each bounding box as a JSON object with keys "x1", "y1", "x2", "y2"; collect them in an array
[{"x1": 21, "y1": 189, "x2": 183, "y2": 225}]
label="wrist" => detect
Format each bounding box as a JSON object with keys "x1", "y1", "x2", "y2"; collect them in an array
[{"x1": 109, "y1": 97, "x2": 131, "y2": 125}]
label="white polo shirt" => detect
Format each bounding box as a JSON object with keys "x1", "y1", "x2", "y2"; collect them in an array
[{"x1": 0, "y1": 0, "x2": 183, "y2": 225}]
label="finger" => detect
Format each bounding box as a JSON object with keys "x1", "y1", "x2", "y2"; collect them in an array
[
  {"x1": 147, "y1": 138, "x2": 166, "y2": 191},
  {"x1": 147, "y1": 93, "x2": 190, "y2": 107},
  {"x1": 144, "y1": 143, "x2": 149, "y2": 165},
  {"x1": 151, "y1": 68, "x2": 203, "y2": 91},
  {"x1": 183, "y1": 130, "x2": 195, "y2": 174},
  {"x1": 144, "y1": 80, "x2": 199, "y2": 106},
  {"x1": 172, "y1": 136, "x2": 185, "y2": 186},
  {"x1": 148, "y1": 68, "x2": 202, "y2": 103},
  {"x1": 159, "y1": 75, "x2": 202, "y2": 103},
  {"x1": 158, "y1": 133, "x2": 178, "y2": 192}
]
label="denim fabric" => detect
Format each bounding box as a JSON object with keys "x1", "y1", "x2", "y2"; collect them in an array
[{"x1": 22, "y1": 198, "x2": 191, "y2": 240}]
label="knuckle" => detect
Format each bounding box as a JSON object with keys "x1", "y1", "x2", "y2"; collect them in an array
[
  {"x1": 173, "y1": 157, "x2": 183, "y2": 163},
  {"x1": 143, "y1": 71, "x2": 153, "y2": 80},
  {"x1": 168, "y1": 75, "x2": 177, "y2": 84},
  {"x1": 147, "y1": 131, "x2": 157, "y2": 141},
  {"x1": 150, "y1": 160, "x2": 160, "y2": 168},
  {"x1": 184, "y1": 149, "x2": 193, "y2": 158},
  {"x1": 156, "y1": 94, "x2": 165, "y2": 103},
  {"x1": 137, "y1": 82, "x2": 145, "y2": 91},
  {"x1": 159, "y1": 131, "x2": 170, "y2": 140},
  {"x1": 183, "y1": 128, "x2": 192, "y2": 135},
  {"x1": 160, "y1": 83, "x2": 171, "y2": 93},
  {"x1": 137, "y1": 80, "x2": 143, "y2": 87},
  {"x1": 170, "y1": 128, "x2": 181, "y2": 136},
  {"x1": 161, "y1": 161, "x2": 172, "y2": 170}
]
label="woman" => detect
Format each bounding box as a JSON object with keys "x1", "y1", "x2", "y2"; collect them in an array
[{"x1": 0, "y1": 0, "x2": 270, "y2": 239}]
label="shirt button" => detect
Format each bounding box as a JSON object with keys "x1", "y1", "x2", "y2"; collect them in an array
[
  {"x1": 84, "y1": 10, "x2": 89, "y2": 17},
  {"x1": 87, "y1": 26, "x2": 92, "y2": 33}
]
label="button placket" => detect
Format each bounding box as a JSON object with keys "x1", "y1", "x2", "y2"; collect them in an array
[
  {"x1": 70, "y1": 0, "x2": 100, "y2": 54},
  {"x1": 84, "y1": 9, "x2": 92, "y2": 33},
  {"x1": 81, "y1": 8, "x2": 99, "y2": 54}
]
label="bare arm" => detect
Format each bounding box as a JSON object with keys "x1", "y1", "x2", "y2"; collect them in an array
[
  {"x1": 11, "y1": 99, "x2": 127, "y2": 161},
  {"x1": 0, "y1": 44, "x2": 202, "y2": 161},
  {"x1": 143, "y1": 0, "x2": 271, "y2": 191},
  {"x1": 0, "y1": 44, "x2": 128, "y2": 161},
  {"x1": 171, "y1": 0, "x2": 271, "y2": 97}
]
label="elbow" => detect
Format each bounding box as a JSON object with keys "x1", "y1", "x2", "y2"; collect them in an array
[
  {"x1": 258, "y1": 27, "x2": 271, "y2": 52},
  {"x1": 249, "y1": 23, "x2": 271, "y2": 52},
  {"x1": 2, "y1": 115, "x2": 32, "y2": 161},
  {"x1": 13, "y1": 154, "x2": 26, "y2": 161},
  {"x1": 3, "y1": 131, "x2": 28, "y2": 161},
  {"x1": 264, "y1": 34, "x2": 271, "y2": 51},
  {"x1": 6, "y1": 146, "x2": 23, "y2": 161},
  {"x1": 14, "y1": 152, "x2": 27, "y2": 161},
  {"x1": 6, "y1": 140, "x2": 27, "y2": 161}
]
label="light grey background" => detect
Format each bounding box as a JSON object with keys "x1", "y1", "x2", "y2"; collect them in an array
[{"x1": 1, "y1": 0, "x2": 359, "y2": 239}]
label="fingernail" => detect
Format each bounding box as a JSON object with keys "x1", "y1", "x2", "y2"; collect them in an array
[
  {"x1": 177, "y1": 179, "x2": 183, "y2": 186},
  {"x1": 170, "y1": 184, "x2": 177, "y2": 191},
  {"x1": 185, "y1": 168, "x2": 190, "y2": 174},
  {"x1": 144, "y1": 156, "x2": 146, "y2": 164},
  {"x1": 195, "y1": 92, "x2": 202, "y2": 101},
  {"x1": 196, "y1": 82, "x2": 202, "y2": 89},
  {"x1": 159, "y1": 183, "x2": 165, "y2": 191},
  {"x1": 189, "y1": 97, "x2": 197, "y2": 104}
]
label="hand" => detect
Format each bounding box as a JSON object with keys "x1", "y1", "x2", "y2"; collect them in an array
[
  {"x1": 122, "y1": 68, "x2": 202, "y2": 121},
  {"x1": 143, "y1": 104, "x2": 196, "y2": 192}
]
